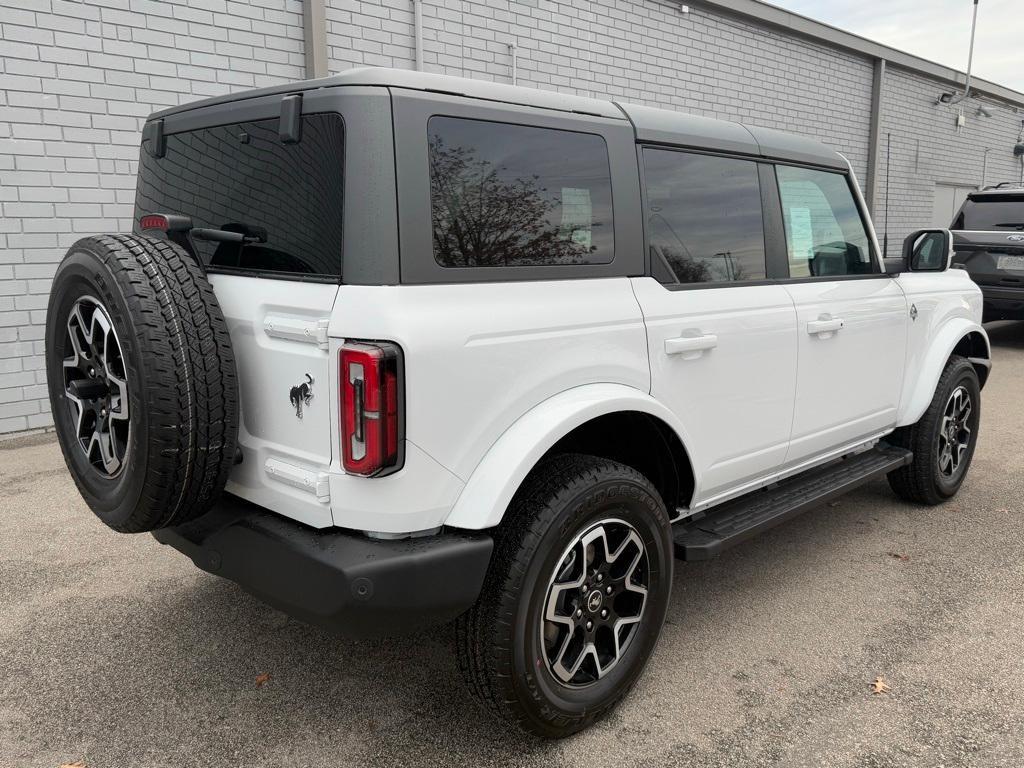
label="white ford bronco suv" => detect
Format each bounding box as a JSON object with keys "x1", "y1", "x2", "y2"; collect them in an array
[{"x1": 46, "y1": 68, "x2": 990, "y2": 738}]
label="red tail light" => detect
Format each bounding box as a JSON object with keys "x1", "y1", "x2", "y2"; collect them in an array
[{"x1": 340, "y1": 341, "x2": 403, "y2": 476}]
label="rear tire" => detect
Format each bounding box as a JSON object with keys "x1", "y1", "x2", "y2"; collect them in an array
[
  {"x1": 456, "y1": 454, "x2": 673, "y2": 738},
  {"x1": 46, "y1": 234, "x2": 238, "y2": 532},
  {"x1": 887, "y1": 355, "x2": 980, "y2": 506}
]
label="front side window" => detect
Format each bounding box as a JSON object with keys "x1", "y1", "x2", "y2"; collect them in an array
[
  {"x1": 427, "y1": 116, "x2": 614, "y2": 267},
  {"x1": 643, "y1": 149, "x2": 767, "y2": 284},
  {"x1": 776, "y1": 165, "x2": 875, "y2": 278}
]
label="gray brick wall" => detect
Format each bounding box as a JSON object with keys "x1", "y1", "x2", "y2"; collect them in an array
[
  {"x1": 2, "y1": 0, "x2": 1023, "y2": 434},
  {"x1": 876, "y1": 65, "x2": 1024, "y2": 250},
  {"x1": 325, "y1": 0, "x2": 875, "y2": 177},
  {"x1": 0, "y1": 0, "x2": 305, "y2": 434}
]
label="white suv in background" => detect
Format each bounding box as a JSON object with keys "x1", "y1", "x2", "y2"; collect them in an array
[{"x1": 45, "y1": 68, "x2": 989, "y2": 737}]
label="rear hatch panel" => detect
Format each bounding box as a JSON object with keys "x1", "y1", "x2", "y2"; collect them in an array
[
  {"x1": 134, "y1": 87, "x2": 398, "y2": 528},
  {"x1": 952, "y1": 230, "x2": 1024, "y2": 288}
]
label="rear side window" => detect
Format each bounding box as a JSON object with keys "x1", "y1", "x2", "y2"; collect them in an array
[
  {"x1": 643, "y1": 149, "x2": 767, "y2": 284},
  {"x1": 135, "y1": 113, "x2": 344, "y2": 278},
  {"x1": 427, "y1": 116, "x2": 614, "y2": 267},
  {"x1": 775, "y1": 165, "x2": 875, "y2": 278}
]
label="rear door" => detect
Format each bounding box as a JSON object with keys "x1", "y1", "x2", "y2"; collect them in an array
[
  {"x1": 772, "y1": 164, "x2": 907, "y2": 466},
  {"x1": 632, "y1": 148, "x2": 798, "y2": 508},
  {"x1": 135, "y1": 98, "x2": 347, "y2": 528}
]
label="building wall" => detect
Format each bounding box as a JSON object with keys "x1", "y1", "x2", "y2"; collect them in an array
[
  {"x1": 0, "y1": 0, "x2": 305, "y2": 434},
  {"x1": 876, "y1": 66, "x2": 1024, "y2": 252},
  {"x1": 1, "y1": 0, "x2": 1023, "y2": 434},
  {"x1": 325, "y1": 0, "x2": 875, "y2": 178}
]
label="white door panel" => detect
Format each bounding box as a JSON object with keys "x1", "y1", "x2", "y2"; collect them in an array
[
  {"x1": 783, "y1": 278, "x2": 907, "y2": 465},
  {"x1": 631, "y1": 277, "x2": 797, "y2": 504},
  {"x1": 210, "y1": 274, "x2": 339, "y2": 528}
]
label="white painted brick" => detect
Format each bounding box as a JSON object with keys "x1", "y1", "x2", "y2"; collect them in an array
[
  {"x1": 0, "y1": 400, "x2": 41, "y2": 419},
  {"x1": 0, "y1": 415, "x2": 29, "y2": 434},
  {"x1": 26, "y1": 412, "x2": 54, "y2": 429}
]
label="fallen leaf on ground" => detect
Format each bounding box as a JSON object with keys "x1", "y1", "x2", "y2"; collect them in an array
[
  {"x1": 255, "y1": 672, "x2": 271, "y2": 687},
  {"x1": 887, "y1": 551, "x2": 910, "y2": 561},
  {"x1": 60, "y1": 762, "x2": 86, "y2": 768},
  {"x1": 870, "y1": 677, "x2": 891, "y2": 695}
]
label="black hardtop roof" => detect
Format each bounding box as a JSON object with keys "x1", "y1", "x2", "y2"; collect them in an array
[{"x1": 148, "y1": 67, "x2": 847, "y2": 170}]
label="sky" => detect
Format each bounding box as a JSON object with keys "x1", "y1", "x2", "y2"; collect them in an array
[{"x1": 766, "y1": 0, "x2": 1024, "y2": 92}]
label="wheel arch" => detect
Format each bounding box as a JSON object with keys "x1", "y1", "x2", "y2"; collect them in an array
[
  {"x1": 897, "y1": 320, "x2": 990, "y2": 428},
  {"x1": 443, "y1": 383, "x2": 696, "y2": 530},
  {"x1": 952, "y1": 330, "x2": 991, "y2": 389}
]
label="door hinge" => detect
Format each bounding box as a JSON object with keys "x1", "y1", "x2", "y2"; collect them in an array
[{"x1": 264, "y1": 315, "x2": 331, "y2": 350}]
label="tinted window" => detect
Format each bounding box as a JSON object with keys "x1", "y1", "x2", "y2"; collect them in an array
[
  {"x1": 955, "y1": 197, "x2": 1024, "y2": 230},
  {"x1": 135, "y1": 113, "x2": 344, "y2": 277},
  {"x1": 643, "y1": 149, "x2": 766, "y2": 284},
  {"x1": 427, "y1": 117, "x2": 613, "y2": 267},
  {"x1": 776, "y1": 165, "x2": 875, "y2": 278}
]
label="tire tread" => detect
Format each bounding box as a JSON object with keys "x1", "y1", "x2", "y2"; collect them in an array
[
  {"x1": 455, "y1": 453, "x2": 665, "y2": 737},
  {"x1": 51, "y1": 234, "x2": 238, "y2": 532},
  {"x1": 887, "y1": 355, "x2": 978, "y2": 506}
]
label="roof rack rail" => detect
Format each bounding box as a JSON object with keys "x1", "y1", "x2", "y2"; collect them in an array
[{"x1": 982, "y1": 182, "x2": 1024, "y2": 190}]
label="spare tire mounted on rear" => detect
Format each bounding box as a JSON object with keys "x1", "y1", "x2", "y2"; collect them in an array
[{"x1": 45, "y1": 234, "x2": 239, "y2": 533}]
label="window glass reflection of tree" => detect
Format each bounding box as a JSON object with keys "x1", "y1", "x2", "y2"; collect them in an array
[
  {"x1": 644, "y1": 150, "x2": 766, "y2": 284},
  {"x1": 428, "y1": 117, "x2": 614, "y2": 267}
]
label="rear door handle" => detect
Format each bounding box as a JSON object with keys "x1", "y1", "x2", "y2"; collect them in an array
[
  {"x1": 665, "y1": 333, "x2": 718, "y2": 356},
  {"x1": 806, "y1": 317, "x2": 844, "y2": 336}
]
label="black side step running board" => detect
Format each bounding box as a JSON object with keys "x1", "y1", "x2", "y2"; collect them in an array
[{"x1": 672, "y1": 444, "x2": 913, "y2": 561}]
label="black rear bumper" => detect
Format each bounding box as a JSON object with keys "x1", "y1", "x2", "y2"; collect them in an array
[
  {"x1": 152, "y1": 494, "x2": 493, "y2": 637},
  {"x1": 980, "y1": 285, "x2": 1024, "y2": 321}
]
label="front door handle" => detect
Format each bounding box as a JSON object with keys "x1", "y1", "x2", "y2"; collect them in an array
[
  {"x1": 807, "y1": 317, "x2": 844, "y2": 336},
  {"x1": 665, "y1": 332, "x2": 718, "y2": 357}
]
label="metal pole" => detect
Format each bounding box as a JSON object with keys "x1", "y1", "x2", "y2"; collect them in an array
[
  {"x1": 413, "y1": 0, "x2": 424, "y2": 71},
  {"x1": 949, "y1": 0, "x2": 979, "y2": 104},
  {"x1": 884, "y1": 132, "x2": 891, "y2": 259},
  {"x1": 963, "y1": 0, "x2": 979, "y2": 99}
]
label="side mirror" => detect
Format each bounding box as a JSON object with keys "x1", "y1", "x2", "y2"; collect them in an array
[{"x1": 901, "y1": 228, "x2": 953, "y2": 272}]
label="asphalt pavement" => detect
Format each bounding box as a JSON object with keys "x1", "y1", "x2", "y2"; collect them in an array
[{"x1": 2, "y1": 321, "x2": 1023, "y2": 768}]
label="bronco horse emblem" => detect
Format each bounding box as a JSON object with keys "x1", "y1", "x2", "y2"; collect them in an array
[{"x1": 289, "y1": 374, "x2": 314, "y2": 419}]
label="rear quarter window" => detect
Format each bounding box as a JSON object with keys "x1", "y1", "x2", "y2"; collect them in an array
[
  {"x1": 134, "y1": 113, "x2": 344, "y2": 279},
  {"x1": 427, "y1": 116, "x2": 614, "y2": 267}
]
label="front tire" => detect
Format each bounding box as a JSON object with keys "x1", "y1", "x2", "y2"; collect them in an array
[
  {"x1": 887, "y1": 355, "x2": 981, "y2": 505},
  {"x1": 456, "y1": 454, "x2": 673, "y2": 738}
]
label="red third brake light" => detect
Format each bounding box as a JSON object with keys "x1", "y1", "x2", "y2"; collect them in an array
[
  {"x1": 340, "y1": 341, "x2": 403, "y2": 477},
  {"x1": 139, "y1": 214, "x2": 169, "y2": 231},
  {"x1": 139, "y1": 212, "x2": 193, "y2": 234}
]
